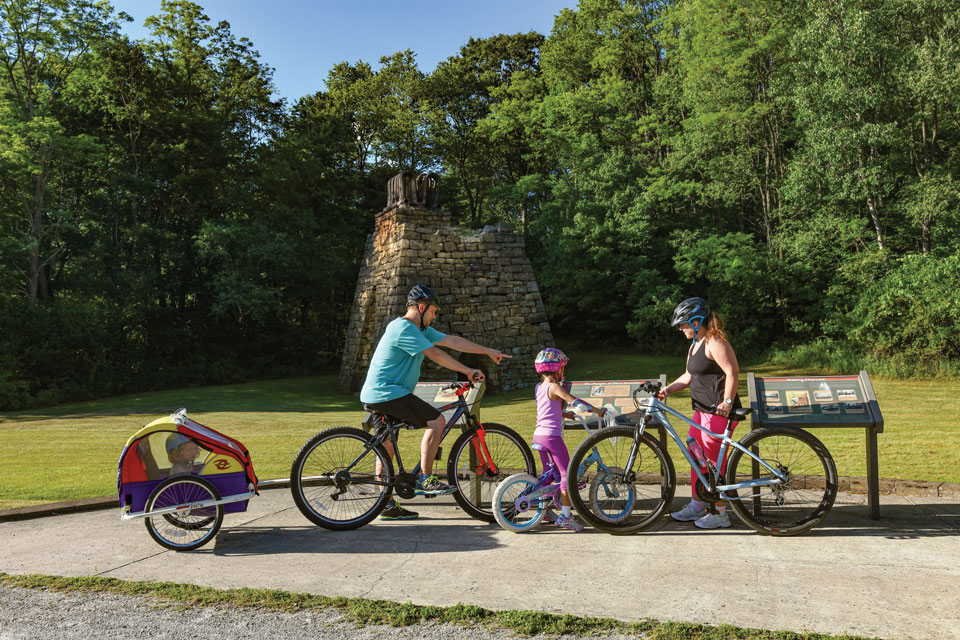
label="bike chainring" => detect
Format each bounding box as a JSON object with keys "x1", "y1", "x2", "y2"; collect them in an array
[
  {"x1": 394, "y1": 472, "x2": 417, "y2": 500},
  {"x1": 694, "y1": 478, "x2": 721, "y2": 503}
]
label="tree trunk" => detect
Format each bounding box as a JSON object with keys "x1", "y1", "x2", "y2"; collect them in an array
[
  {"x1": 865, "y1": 195, "x2": 885, "y2": 250},
  {"x1": 27, "y1": 147, "x2": 49, "y2": 305}
]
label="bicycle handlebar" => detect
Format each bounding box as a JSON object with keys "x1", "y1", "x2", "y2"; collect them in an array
[
  {"x1": 639, "y1": 380, "x2": 663, "y2": 395},
  {"x1": 444, "y1": 381, "x2": 476, "y2": 397}
]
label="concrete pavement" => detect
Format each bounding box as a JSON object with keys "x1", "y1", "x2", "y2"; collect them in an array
[{"x1": 1, "y1": 489, "x2": 958, "y2": 640}]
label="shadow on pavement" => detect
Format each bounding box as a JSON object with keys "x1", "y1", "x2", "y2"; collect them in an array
[
  {"x1": 633, "y1": 497, "x2": 960, "y2": 539},
  {"x1": 209, "y1": 520, "x2": 507, "y2": 556}
]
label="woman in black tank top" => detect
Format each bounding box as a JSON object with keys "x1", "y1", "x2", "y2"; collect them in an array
[{"x1": 656, "y1": 297, "x2": 741, "y2": 529}]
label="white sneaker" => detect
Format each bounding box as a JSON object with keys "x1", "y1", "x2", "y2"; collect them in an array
[
  {"x1": 670, "y1": 502, "x2": 707, "y2": 522},
  {"x1": 694, "y1": 511, "x2": 731, "y2": 529}
]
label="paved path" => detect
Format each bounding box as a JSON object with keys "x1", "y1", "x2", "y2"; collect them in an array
[{"x1": 1, "y1": 490, "x2": 958, "y2": 640}]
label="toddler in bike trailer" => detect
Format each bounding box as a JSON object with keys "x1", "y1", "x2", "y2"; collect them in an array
[
  {"x1": 533, "y1": 348, "x2": 605, "y2": 532},
  {"x1": 166, "y1": 433, "x2": 200, "y2": 476}
]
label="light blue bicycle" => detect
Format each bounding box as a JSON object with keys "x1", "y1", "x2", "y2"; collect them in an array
[
  {"x1": 492, "y1": 412, "x2": 636, "y2": 532},
  {"x1": 567, "y1": 381, "x2": 838, "y2": 536}
]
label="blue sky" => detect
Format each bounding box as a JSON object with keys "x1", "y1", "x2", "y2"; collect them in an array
[{"x1": 109, "y1": 1, "x2": 574, "y2": 104}]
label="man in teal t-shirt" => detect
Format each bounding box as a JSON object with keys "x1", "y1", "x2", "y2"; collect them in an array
[{"x1": 360, "y1": 284, "x2": 511, "y2": 520}]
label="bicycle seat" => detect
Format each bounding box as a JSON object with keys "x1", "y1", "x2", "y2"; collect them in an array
[
  {"x1": 361, "y1": 405, "x2": 419, "y2": 430},
  {"x1": 530, "y1": 443, "x2": 545, "y2": 451},
  {"x1": 731, "y1": 407, "x2": 753, "y2": 421}
]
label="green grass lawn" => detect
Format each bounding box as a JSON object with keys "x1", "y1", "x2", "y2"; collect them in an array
[{"x1": 1, "y1": 348, "x2": 958, "y2": 509}]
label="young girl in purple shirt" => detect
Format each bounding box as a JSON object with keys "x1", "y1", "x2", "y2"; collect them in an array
[{"x1": 533, "y1": 348, "x2": 605, "y2": 532}]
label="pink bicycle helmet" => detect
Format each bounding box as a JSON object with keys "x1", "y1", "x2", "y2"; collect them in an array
[{"x1": 534, "y1": 348, "x2": 568, "y2": 373}]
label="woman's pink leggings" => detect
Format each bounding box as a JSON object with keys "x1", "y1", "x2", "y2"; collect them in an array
[{"x1": 688, "y1": 410, "x2": 739, "y2": 496}]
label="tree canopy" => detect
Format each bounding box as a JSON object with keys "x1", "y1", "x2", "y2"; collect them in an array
[{"x1": 2, "y1": 0, "x2": 959, "y2": 409}]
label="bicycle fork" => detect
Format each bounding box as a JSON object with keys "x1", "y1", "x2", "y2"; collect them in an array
[{"x1": 469, "y1": 425, "x2": 499, "y2": 476}]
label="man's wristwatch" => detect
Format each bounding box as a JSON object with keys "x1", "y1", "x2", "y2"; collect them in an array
[{"x1": 723, "y1": 397, "x2": 733, "y2": 404}]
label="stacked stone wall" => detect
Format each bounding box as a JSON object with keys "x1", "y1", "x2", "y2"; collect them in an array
[{"x1": 339, "y1": 205, "x2": 554, "y2": 393}]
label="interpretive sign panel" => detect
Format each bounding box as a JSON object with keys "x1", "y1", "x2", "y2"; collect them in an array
[
  {"x1": 563, "y1": 376, "x2": 667, "y2": 428},
  {"x1": 410, "y1": 381, "x2": 485, "y2": 423},
  {"x1": 749, "y1": 374, "x2": 882, "y2": 430},
  {"x1": 747, "y1": 370, "x2": 883, "y2": 519}
]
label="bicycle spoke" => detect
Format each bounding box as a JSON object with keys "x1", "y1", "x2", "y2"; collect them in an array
[
  {"x1": 291, "y1": 428, "x2": 393, "y2": 530},
  {"x1": 726, "y1": 427, "x2": 837, "y2": 535},
  {"x1": 448, "y1": 424, "x2": 535, "y2": 522},
  {"x1": 569, "y1": 427, "x2": 674, "y2": 533}
]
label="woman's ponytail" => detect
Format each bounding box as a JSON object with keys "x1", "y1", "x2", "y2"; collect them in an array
[{"x1": 704, "y1": 313, "x2": 728, "y2": 342}]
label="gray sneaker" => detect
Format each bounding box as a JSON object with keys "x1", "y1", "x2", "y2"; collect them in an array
[
  {"x1": 415, "y1": 474, "x2": 455, "y2": 495},
  {"x1": 379, "y1": 502, "x2": 419, "y2": 521},
  {"x1": 554, "y1": 514, "x2": 584, "y2": 532},
  {"x1": 671, "y1": 501, "x2": 708, "y2": 522},
  {"x1": 694, "y1": 511, "x2": 731, "y2": 529}
]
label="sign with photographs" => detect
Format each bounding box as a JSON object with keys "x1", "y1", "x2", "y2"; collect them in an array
[
  {"x1": 746, "y1": 371, "x2": 883, "y2": 432},
  {"x1": 412, "y1": 381, "x2": 485, "y2": 423},
  {"x1": 564, "y1": 377, "x2": 667, "y2": 427},
  {"x1": 746, "y1": 369, "x2": 885, "y2": 520}
]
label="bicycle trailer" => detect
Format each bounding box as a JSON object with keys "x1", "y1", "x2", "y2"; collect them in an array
[{"x1": 117, "y1": 408, "x2": 258, "y2": 550}]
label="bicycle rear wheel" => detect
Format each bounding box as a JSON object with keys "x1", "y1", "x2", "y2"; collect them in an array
[
  {"x1": 290, "y1": 426, "x2": 394, "y2": 530},
  {"x1": 725, "y1": 426, "x2": 838, "y2": 536},
  {"x1": 447, "y1": 422, "x2": 536, "y2": 522},
  {"x1": 568, "y1": 426, "x2": 676, "y2": 534},
  {"x1": 492, "y1": 473, "x2": 547, "y2": 533}
]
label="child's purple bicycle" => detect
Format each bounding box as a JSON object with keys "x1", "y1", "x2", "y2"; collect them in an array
[{"x1": 491, "y1": 410, "x2": 629, "y2": 532}]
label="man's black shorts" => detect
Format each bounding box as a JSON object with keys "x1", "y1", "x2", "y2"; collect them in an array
[{"x1": 367, "y1": 393, "x2": 441, "y2": 428}]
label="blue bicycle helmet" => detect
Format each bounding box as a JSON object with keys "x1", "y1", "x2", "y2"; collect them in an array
[{"x1": 407, "y1": 284, "x2": 440, "y2": 311}]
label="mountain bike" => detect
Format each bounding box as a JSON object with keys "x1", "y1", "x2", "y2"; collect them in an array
[
  {"x1": 290, "y1": 381, "x2": 535, "y2": 530},
  {"x1": 567, "y1": 381, "x2": 838, "y2": 536}
]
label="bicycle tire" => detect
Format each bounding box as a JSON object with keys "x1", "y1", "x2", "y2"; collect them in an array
[
  {"x1": 492, "y1": 473, "x2": 547, "y2": 533},
  {"x1": 290, "y1": 426, "x2": 394, "y2": 530},
  {"x1": 447, "y1": 422, "x2": 536, "y2": 522},
  {"x1": 725, "y1": 426, "x2": 838, "y2": 536},
  {"x1": 568, "y1": 426, "x2": 676, "y2": 535},
  {"x1": 144, "y1": 476, "x2": 223, "y2": 551}
]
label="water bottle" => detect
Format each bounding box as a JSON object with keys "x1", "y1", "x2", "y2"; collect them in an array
[{"x1": 686, "y1": 437, "x2": 708, "y2": 473}]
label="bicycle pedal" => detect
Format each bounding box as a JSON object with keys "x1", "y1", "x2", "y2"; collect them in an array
[{"x1": 424, "y1": 493, "x2": 438, "y2": 499}]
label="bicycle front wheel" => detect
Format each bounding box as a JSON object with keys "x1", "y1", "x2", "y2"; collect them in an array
[
  {"x1": 568, "y1": 426, "x2": 675, "y2": 534},
  {"x1": 725, "y1": 426, "x2": 838, "y2": 536},
  {"x1": 447, "y1": 422, "x2": 536, "y2": 522},
  {"x1": 290, "y1": 426, "x2": 394, "y2": 530}
]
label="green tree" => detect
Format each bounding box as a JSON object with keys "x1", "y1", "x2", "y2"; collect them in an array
[
  {"x1": 667, "y1": 0, "x2": 793, "y2": 251},
  {"x1": 520, "y1": 0, "x2": 676, "y2": 341},
  {"x1": 0, "y1": 0, "x2": 122, "y2": 304},
  {"x1": 788, "y1": 0, "x2": 905, "y2": 252},
  {"x1": 428, "y1": 32, "x2": 544, "y2": 225},
  {"x1": 894, "y1": 0, "x2": 960, "y2": 254}
]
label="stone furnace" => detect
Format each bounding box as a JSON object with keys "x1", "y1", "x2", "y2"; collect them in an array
[{"x1": 339, "y1": 172, "x2": 554, "y2": 393}]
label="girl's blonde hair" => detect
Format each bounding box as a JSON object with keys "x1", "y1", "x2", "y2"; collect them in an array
[
  {"x1": 704, "y1": 313, "x2": 728, "y2": 342},
  {"x1": 540, "y1": 371, "x2": 561, "y2": 384}
]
